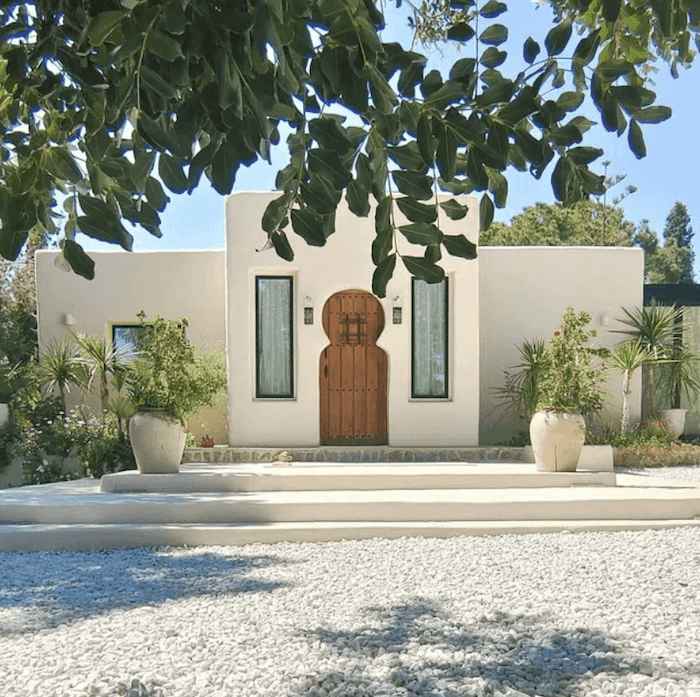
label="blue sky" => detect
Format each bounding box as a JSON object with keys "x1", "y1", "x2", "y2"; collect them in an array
[{"x1": 83, "y1": 2, "x2": 700, "y2": 275}]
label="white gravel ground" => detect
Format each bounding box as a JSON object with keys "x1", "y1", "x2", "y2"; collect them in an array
[{"x1": 1, "y1": 467, "x2": 700, "y2": 697}]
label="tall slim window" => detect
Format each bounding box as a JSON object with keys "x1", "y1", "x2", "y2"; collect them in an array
[
  {"x1": 256, "y1": 276, "x2": 293, "y2": 398},
  {"x1": 412, "y1": 278, "x2": 448, "y2": 398}
]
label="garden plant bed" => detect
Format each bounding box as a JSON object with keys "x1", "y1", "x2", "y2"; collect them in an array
[{"x1": 613, "y1": 442, "x2": 700, "y2": 468}]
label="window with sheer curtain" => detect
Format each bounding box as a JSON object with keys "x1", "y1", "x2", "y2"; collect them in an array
[
  {"x1": 412, "y1": 278, "x2": 448, "y2": 399},
  {"x1": 256, "y1": 276, "x2": 293, "y2": 398}
]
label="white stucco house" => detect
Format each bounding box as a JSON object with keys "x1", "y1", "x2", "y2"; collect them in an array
[{"x1": 35, "y1": 191, "x2": 645, "y2": 447}]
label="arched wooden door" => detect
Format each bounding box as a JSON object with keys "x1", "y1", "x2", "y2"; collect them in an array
[{"x1": 320, "y1": 290, "x2": 387, "y2": 445}]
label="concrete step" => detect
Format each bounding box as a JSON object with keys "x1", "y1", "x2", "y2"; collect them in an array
[
  {"x1": 2, "y1": 474, "x2": 700, "y2": 526},
  {"x1": 2, "y1": 519, "x2": 700, "y2": 552},
  {"x1": 100, "y1": 463, "x2": 616, "y2": 494}
]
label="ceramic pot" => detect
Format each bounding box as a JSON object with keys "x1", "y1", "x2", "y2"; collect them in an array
[
  {"x1": 530, "y1": 409, "x2": 586, "y2": 472},
  {"x1": 129, "y1": 409, "x2": 185, "y2": 474},
  {"x1": 659, "y1": 408, "x2": 688, "y2": 440}
]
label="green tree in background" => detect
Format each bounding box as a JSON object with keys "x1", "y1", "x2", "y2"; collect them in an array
[
  {"x1": 480, "y1": 200, "x2": 637, "y2": 246},
  {"x1": 635, "y1": 202, "x2": 694, "y2": 284},
  {"x1": 0, "y1": 0, "x2": 696, "y2": 296},
  {"x1": 662, "y1": 201, "x2": 694, "y2": 283}
]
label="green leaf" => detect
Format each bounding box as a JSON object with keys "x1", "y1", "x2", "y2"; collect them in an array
[
  {"x1": 140, "y1": 66, "x2": 178, "y2": 100},
  {"x1": 425, "y1": 81, "x2": 465, "y2": 110},
  {"x1": 479, "y1": 193, "x2": 495, "y2": 230},
  {"x1": 291, "y1": 208, "x2": 326, "y2": 246},
  {"x1": 424, "y1": 244, "x2": 442, "y2": 264},
  {"x1": 63, "y1": 239, "x2": 95, "y2": 280},
  {"x1": 436, "y1": 125, "x2": 457, "y2": 181},
  {"x1": 45, "y1": 148, "x2": 83, "y2": 184},
  {"x1": 417, "y1": 112, "x2": 435, "y2": 167},
  {"x1": 566, "y1": 146, "x2": 603, "y2": 165},
  {"x1": 602, "y1": 0, "x2": 622, "y2": 22},
  {"x1": 440, "y1": 198, "x2": 468, "y2": 220},
  {"x1": 309, "y1": 117, "x2": 354, "y2": 153},
  {"x1": 271, "y1": 231, "x2": 294, "y2": 261},
  {"x1": 399, "y1": 222, "x2": 443, "y2": 246},
  {"x1": 447, "y1": 22, "x2": 475, "y2": 42},
  {"x1": 145, "y1": 176, "x2": 169, "y2": 212},
  {"x1": 573, "y1": 29, "x2": 600, "y2": 65},
  {"x1": 87, "y1": 11, "x2": 125, "y2": 46},
  {"x1": 262, "y1": 194, "x2": 292, "y2": 234},
  {"x1": 523, "y1": 37, "x2": 540, "y2": 64},
  {"x1": 210, "y1": 142, "x2": 239, "y2": 195},
  {"x1": 164, "y1": 2, "x2": 188, "y2": 34},
  {"x1": 219, "y1": 57, "x2": 242, "y2": 116},
  {"x1": 147, "y1": 30, "x2": 184, "y2": 61},
  {"x1": 545, "y1": 19, "x2": 572, "y2": 56},
  {"x1": 443, "y1": 234, "x2": 477, "y2": 259},
  {"x1": 396, "y1": 197, "x2": 437, "y2": 224},
  {"x1": 633, "y1": 105, "x2": 672, "y2": 123},
  {"x1": 556, "y1": 91, "x2": 584, "y2": 113},
  {"x1": 373, "y1": 197, "x2": 393, "y2": 264},
  {"x1": 346, "y1": 178, "x2": 371, "y2": 217},
  {"x1": 366, "y1": 63, "x2": 397, "y2": 115},
  {"x1": 392, "y1": 170, "x2": 433, "y2": 200},
  {"x1": 301, "y1": 175, "x2": 341, "y2": 214},
  {"x1": 308, "y1": 148, "x2": 352, "y2": 188},
  {"x1": 485, "y1": 167, "x2": 508, "y2": 208},
  {"x1": 158, "y1": 153, "x2": 188, "y2": 194},
  {"x1": 480, "y1": 47, "x2": 507, "y2": 69},
  {"x1": 372, "y1": 253, "x2": 396, "y2": 298},
  {"x1": 628, "y1": 119, "x2": 646, "y2": 159},
  {"x1": 402, "y1": 256, "x2": 445, "y2": 284},
  {"x1": 480, "y1": 0, "x2": 507, "y2": 18},
  {"x1": 479, "y1": 24, "x2": 508, "y2": 46},
  {"x1": 388, "y1": 143, "x2": 426, "y2": 171}
]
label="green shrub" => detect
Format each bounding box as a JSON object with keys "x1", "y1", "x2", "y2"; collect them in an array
[{"x1": 16, "y1": 406, "x2": 136, "y2": 484}]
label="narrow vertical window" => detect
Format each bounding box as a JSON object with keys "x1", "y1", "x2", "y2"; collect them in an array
[
  {"x1": 412, "y1": 278, "x2": 448, "y2": 398},
  {"x1": 256, "y1": 276, "x2": 293, "y2": 398}
]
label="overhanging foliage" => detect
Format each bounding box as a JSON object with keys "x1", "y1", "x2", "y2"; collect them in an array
[{"x1": 0, "y1": 0, "x2": 698, "y2": 295}]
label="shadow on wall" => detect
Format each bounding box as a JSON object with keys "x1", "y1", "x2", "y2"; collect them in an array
[
  {"x1": 289, "y1": 598, "x2": 664, "y2": 697},
  {"x1": 0, "y1": 547, "x2": 298, "y2": 635}
]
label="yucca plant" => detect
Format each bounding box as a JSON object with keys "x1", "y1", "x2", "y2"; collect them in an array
[
  {"x1": 613, "y1": 304, "x2": 681, "y2": 418},
  {"x1": 36, "y1": 340, "x2": 82, "y2": 414},
  {"x1": 496, "y1": 338, "x2": 548, "y2": 423},
  {"x1": 72, "y1": 334, "x2": 134, "y2": 414},
  {"x1": 607, "y1": 339, "x2": 654, "y2": 434}
]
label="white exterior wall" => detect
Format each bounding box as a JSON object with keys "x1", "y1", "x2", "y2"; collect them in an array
[
  {"x1": 478, "y1": 246, "x2": 645, "y2": 444},
  {"x1": 35, "y1": 250, "x2": 228, "y2": 443},
  {"x1": 225, "y1": 191, "x2": 481, "y2": 447}
]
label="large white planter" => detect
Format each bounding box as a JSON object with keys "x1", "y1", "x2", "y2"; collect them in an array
[
  {"x1": 530, "y1": 409, "x2": 586, "y2": 472},
  {"x1": 129, "y1": 410, "x2": 185, "y2": 474},
  {"x1": 659, "y1": 408, "x2": 688, "y2": 440}
]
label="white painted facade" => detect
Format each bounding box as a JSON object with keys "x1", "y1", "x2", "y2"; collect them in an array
[{"x1": 35, "y1": 191, "x2": 646, "y2": 447}]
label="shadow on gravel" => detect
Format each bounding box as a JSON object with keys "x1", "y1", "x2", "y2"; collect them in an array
[
  {"x1": 290, "y1": 598, "x2": 659, "y2": 697},
  {"x1": 0, "y1": 547, "x2": 295, "y2": 635}
]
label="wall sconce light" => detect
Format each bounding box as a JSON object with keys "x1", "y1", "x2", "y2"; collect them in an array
[
  {"x1": 392, "y1": 296, "x2": 402, "y2": 324},
  {"x1": 303, "y1": 296, "x2": 314, "y2": 325},
  {"x1": 599, "y1": 314, "x2": 610, "y2": 327},
  {"x1": 63, "y1": 313, "x2": 76, "y2": 326}
]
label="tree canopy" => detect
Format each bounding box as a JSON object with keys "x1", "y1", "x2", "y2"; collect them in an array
[
  {"x1": 480, "y1": 199, "x2": 636, "y2": 246},
  {"x1": 0, "y1": 0, "x2": 698, "y2": 296}
]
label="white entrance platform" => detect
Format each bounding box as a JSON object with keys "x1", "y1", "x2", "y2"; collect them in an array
[{"x1": 0, "y1": 462, "x2": 699, "y2": 551}]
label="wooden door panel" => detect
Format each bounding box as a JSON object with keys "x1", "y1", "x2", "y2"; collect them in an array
[{"x1": 320, "y1": 290, "x2": 387, "y2": 445}]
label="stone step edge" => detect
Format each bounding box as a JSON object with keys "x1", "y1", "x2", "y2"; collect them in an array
[
  {"x1": 183, "y1": 445, "x2": 614, "y2": 471},
  {"x1": 0, "y1": 518, "x2": 699, "y2": 552}
]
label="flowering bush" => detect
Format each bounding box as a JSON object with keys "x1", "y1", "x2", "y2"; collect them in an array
[
  {"x1": 536, "y1": 308, "x2": 608, "y2": 415},
  {"x1": 17, "y1": 404, "x2": 136, "y2": 484}
]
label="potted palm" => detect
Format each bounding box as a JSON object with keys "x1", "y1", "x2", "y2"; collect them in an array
[
  {"x1": 126, "y1": 315, "x2": 226, "y2": 473},
  {"x1": 530, "y1": 308, "x2": 607, "y2": 472}
]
